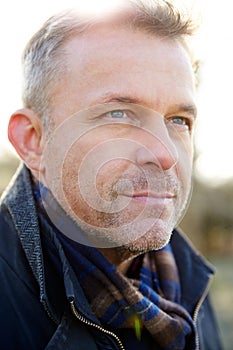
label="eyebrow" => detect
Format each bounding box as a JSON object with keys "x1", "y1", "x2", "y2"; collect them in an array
[
  {"x1": 172, "y1": 103, "x2": 198, "y2": 119},
  {"x1": 95, "y1": 93, "x2": 197, "y2": 119},
  {"x1": 99, "y1": 93, "x2": 144, "y2": 105}
]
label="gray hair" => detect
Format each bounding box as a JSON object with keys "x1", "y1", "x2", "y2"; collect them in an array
[{"x1": 22, "y1": 0, "x2": 199, "y2": 125}]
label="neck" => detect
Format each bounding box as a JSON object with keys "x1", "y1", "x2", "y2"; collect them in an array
[{"x1": 98, "y1": 246, "x2": 142, "y2": 274}]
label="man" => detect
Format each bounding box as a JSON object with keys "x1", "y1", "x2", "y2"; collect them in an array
[{"x1": 0, "y1": 1, "x2": 222, "y2": 349}]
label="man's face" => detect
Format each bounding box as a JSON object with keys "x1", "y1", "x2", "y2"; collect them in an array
[{"x1": 41, "y1": 26, "x2": 196, "y2": 252}]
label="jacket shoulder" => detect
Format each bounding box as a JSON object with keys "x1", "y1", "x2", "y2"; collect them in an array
[{"x1": 0, "y1": 173, "x2": 57, "y2": 349}]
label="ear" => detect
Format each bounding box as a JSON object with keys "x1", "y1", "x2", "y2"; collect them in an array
[{"x1": 8, "y1": 108, "x2": 44, "y2": 176}]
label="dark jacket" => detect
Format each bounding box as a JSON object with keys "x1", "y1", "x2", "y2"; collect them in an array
[{"x1": 0, "y1": 165, "x2": 223, "y2": 350}]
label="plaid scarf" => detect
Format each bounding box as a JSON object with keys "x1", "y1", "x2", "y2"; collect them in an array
[
  {"x1": 34, "y1": 183, "x2": 196, "y2": 349},
  {"x1": 59, "y1": 234, "x2": 196, "y2": 350}
]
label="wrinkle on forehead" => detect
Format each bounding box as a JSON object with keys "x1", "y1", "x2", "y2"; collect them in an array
[{"x1": 50, "y1": 27, "x2": 195, "y2": 123}]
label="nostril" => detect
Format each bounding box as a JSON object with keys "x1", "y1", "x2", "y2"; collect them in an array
[{"x1": 135, "y1": 142, "x2": 178, "y2": 171}]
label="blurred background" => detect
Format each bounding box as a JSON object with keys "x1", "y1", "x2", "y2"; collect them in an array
[{"x1": 0, "y1": 0, "x2": 232, "y2": 348}]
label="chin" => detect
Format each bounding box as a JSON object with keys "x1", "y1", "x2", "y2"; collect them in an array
[
  {"x1": 126, "y1": 234, "x2": 171, "y2": 254},
  {"x1": 123, "y1": 222, "x2": 173, "y2": 254}
]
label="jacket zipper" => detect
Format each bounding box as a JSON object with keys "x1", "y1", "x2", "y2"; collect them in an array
[
  {"x1": 70, "y1": 300, "x2": 125, "y2": 350},
  {"x1": 192, "y1": 276, "x2": 214, "y2": 350},
  {"x1": 42, "y1": 298, "x2": 59, "y2": 325}
]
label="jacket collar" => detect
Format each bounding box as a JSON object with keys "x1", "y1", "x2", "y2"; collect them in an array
[
  {"x1": 2, "y1": 164, "x2": 101, "y2": 324},
  {"x1": 2, "y1": 164, "x2": 215, "y2": 322},
  {"x1": 171, "y1": 229, "x2": 215, "y2": 316},
  {"x1": 2, "y1": 164, "x2": 46, "y2": 300}
]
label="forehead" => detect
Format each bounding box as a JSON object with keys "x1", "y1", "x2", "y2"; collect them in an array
[
  {"x1": 65, "y1": 24, "x2": 192, "y2": 68},
  {"x1": 50, "y1": 25, "x2": 195, "y2": 120},
  {"x1": 80, "y1": 29, "x2": 189, "y2": 79}
]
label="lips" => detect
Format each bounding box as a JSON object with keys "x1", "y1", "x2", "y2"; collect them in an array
[
  {"x1": 132, "y1": 191, "x2": 175, "y2": 199},
  {"x1": 112, "y1": 171, "x2": 179, "y2": 206},
  {"x1": 118, "y1": 191, "x2": 176, "y2": 205}
]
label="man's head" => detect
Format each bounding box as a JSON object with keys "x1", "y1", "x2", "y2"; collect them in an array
[{"x1": 8, "y1": 0, "x2": 198, "y2": 262}]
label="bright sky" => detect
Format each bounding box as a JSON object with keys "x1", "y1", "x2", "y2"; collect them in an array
[{"x1": 0, "y1": 0, "x2": 233, "y2": 184}]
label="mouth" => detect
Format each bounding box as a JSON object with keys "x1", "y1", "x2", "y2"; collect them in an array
[{"x1": 119, "y1": 191, "x2": 176, "y2": 205}]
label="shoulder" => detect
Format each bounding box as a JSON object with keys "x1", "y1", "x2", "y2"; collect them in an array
[
  {"x1": 0, "y1": 201, "x2": 38, "y2": 292},
  {"x1": 0, "y1": 165, "x2": 39, "y2": 298},
  {"x1": 0, "y1": 179, "x2": 57, "y2": 349}
]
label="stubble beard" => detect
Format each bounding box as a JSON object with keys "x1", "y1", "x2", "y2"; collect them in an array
[{"x1": 58, "y1": 167, "x2": 191, "y2": 255}]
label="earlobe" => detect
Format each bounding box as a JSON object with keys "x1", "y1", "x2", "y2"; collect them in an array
[{"x1": 8, "y1": 109, "x2": 44, "y2": 174}]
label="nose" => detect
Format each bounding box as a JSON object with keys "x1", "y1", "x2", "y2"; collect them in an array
[{"x1": 135, "y1": 123, "x2": 178, "y2": 171}]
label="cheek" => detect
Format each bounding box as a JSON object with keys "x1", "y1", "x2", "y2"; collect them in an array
[
  {"x1": 60, "y1": 138, "x2": 129, "y2": 213},
  {"x1": 170, "y1": 131, "x2": 193, "y2": 183},
  {"x1": 95, "y1": 159, "x2": 131, "y2": 198},
  {"x1": 176, "y1": 141, "x2": 193, "y2": 191}
]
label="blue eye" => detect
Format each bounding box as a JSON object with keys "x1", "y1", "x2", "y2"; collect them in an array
[
  {"x1": 99, "y1": 108, "x2": 140, "y2": 126},
  {"x1": 110, "y1": 110, "x2": 126, "y2": 118},
  {"x1": 172, "y1": 117, "x2": 187, "y2": 125},
  {"x1": 170, "y1": 117, "x2": 191, "y2": 130}
]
